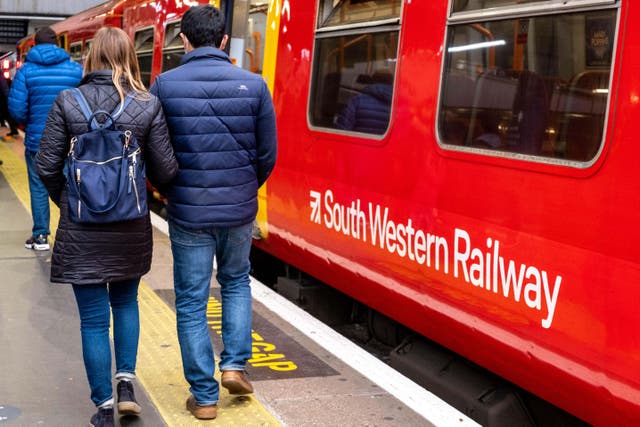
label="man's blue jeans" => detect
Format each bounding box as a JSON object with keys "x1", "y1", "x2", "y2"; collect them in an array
[
  {"x1": 24, "y1": 150, "x2": 50, "y2": 237},
  {"x1": 72, "y1": 279, "x2": 140, "y2": 407},
  {"x1": 169, "y1": 220, "x2": 253, "y2": 406}
]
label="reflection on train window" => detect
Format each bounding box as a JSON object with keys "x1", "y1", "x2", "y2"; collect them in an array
[
  {"x1": 310, "y1": 0, "x2": 401, "y2": 135},
  {"x1": 69, "y1": 42, "x2": 82, "y2": 63},
  {"x1": 318, "y1": 0, "x2": 401, "y2": 27},
  {"x1": 452, "y1": 0, "x2": 616, "y2": 14},
  {"x1": 162, "y1": 21, "x2": 182, "y2": 72},
  {"x1": 135, "y1": 28, "x2": 154, "y2": 88},
  {"x1": 439, "y1": 9, "x2": 616, "y2": 162},
  {"x1": 452, "y1": 0, "x2": 549, "y2": 13}
]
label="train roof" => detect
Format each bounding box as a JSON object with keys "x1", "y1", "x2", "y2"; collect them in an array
[{"x1": 50, "y1": 0, "x2": 125, "y2": 35}]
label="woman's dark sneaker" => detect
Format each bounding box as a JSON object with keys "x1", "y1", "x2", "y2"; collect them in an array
[
  {"x1": 90, "y1": 407, "x2": 114, "y2": 427},
  {"x1": 117, "y1": 380, "x2": 142, "y2": 415}
]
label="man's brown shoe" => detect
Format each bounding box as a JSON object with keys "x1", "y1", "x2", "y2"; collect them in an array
[
  {"x1": 186, "y1": 395, "x2": 217, "y2": 420},
  {"x1": 221, "y1": 370, "x2": 254, "y2": 395}
]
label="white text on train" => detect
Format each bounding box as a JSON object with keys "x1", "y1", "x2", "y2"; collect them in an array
[{"x1": 311, "y1": 189, "x2": 562, "y2": 329}]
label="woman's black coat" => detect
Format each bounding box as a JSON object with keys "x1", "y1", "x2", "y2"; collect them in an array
[{"x1": 36, "y1": 70, "x2": 178, "y2": 285}]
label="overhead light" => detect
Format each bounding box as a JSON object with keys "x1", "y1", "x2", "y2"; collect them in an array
[{"x1": 448, "y1": 40, "x2": 506, "y2": 53}]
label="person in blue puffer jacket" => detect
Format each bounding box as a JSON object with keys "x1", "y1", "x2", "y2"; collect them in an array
[
  {"x1": 8, "y1": 26, "x2": 83, "y2": 251},
  {"x1": 150, "y1": 5, "x2": 277, "y2": 420},
  {"x1": 336, "y1": 71, "x2": 393, "y2": 135}
]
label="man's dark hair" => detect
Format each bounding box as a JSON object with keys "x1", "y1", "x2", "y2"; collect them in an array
[
  {"x1": 34, "y1": 27, "x2": 58, "y2": 46},
  {"x1": 181, "y1": 5, "x2": 225, "y2": 48}
]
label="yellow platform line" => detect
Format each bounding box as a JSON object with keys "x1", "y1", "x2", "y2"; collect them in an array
[{"x1": 0, "y1": 139, "x2": 280, "y2": 426}]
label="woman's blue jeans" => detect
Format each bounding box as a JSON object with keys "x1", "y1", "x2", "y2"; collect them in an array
[
  {"x1": 72, "y1": 278, "x2": 140, "y2": 407},
  {"x1": 169, "y1": 220, "x2": 253, "y2": 406}
]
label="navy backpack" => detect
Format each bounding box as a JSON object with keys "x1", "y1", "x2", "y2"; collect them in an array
[{"x1": 64, "y1": 88, "x2": 147, "y2": 223}]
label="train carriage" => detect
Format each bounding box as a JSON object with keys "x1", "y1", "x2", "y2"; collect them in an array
[
  {"x1": 257, "y1": 0, "x2": 640, "y2": 425},
  {"x1": 15, "y1": 0, "x2": 639, "y2": 425}
]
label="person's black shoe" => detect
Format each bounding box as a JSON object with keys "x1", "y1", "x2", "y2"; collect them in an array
[
  {"x1": 117, "y1": 380, "x2": 142, "y2": 415},
  {"x1": 25, "y1": 234, "x2": 50, "y2": 251},
  {"x1": 90, "y1": 407, "x2": 114, "y2": 427}
]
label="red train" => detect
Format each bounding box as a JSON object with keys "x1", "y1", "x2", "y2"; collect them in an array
[{"x1": 17, "y1": 0, "x2": 640, "y2": 425}]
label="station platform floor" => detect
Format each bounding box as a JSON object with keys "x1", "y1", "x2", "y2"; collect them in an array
[{"x1": 0, "y1": 132, "x2": 477, "y2": 427}]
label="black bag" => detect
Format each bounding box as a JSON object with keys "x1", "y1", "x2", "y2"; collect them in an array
[{"x1": 64, "y1": 88, "x2": 147, "y2": 223}]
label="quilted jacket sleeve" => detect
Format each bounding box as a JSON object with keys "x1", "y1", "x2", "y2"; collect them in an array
[
  {"x1": 255, "y1": 81, "x2": 277, "y2": 188},
  {"x1": 144, "y1": 96, "x2": 178, "y2": 190},
  {"x1": 8, "y1": 66, "x2": 28, "y2": 125},
  {"x1": 36, "y1": 92, "x2": 70, "y2": 206}
]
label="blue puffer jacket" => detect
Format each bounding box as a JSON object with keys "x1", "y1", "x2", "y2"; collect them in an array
[
  {"x1": 8, "y1": 44, "x2": 83, "y2": 153},
  {"x1": 150, "y1": 47, "x2": 277, "y2": 229},
  {"x1": 336, "y1": 83, "x2": 392, "y2": 135}
]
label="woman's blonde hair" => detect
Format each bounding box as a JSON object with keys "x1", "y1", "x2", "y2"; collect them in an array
[{"x1": 84, "y1": 26, "x2": 149, "y2": 107}]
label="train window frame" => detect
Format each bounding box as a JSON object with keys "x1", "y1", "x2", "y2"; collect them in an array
[
  {"x1": 436, "y1": 1, "x2": 620, "y2": 168},
  {"x1": 307, "y1": 0, "x2": 403, "y2": 140},
  {"x1": 449, "y1": 0, "x2": 617, "y2": 23},
  {"x1": 161, "y1": 20, "x2": 183, "y2": 73},
  {"x1": 134, "y1": 26, "x2": 155, "y2": 88}
]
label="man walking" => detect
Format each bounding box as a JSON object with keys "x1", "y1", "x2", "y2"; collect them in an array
[
  {"x1": 150, "y1": 5, "x2": 277, "y2": 420},
  {"x1": 8, "y1": 27, "x2": 82, "y2": 250}
]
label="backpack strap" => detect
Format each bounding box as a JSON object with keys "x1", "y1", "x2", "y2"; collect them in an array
[
  {"x1": 71, "y1": 88, "x2": 98, "y2": 130},
  {"x1": 71, "y1": 88, "x2": 134, "y2": 130},
  {"x1": 106, "y1": 95, "x2": 134, "y2": 128}
]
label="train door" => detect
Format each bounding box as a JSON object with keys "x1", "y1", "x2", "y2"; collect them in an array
[
  {"x1": 157, "y1": 0, "x2": 269, "y2": 75},
  {"x1": 224, "y1": 0, "x2": 268, "y2": 74}
]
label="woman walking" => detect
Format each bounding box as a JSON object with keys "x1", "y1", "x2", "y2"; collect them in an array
[{"x1": 36, "y1": 27, "x2": 177, "y2": 427}]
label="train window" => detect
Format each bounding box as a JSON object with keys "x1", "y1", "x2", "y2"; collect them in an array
[
  {"x1": 162, "y1": 21, "x2": 183, "y2": 72},
  {"x1": 135, "y1": 28, "x2": 154, "y2": 88},
  {"x1": 309, "y1": 0, "x2": 401, "y2": 136},
  {"x1": 83, "y1": 40, "x2": 93, "y2": 64},
  {"x1": 438, "y1": 6, "x2": 618, "y2": 163},
  {"x1": 69, "y1": 42, "x2": 82, "y2": 63}
]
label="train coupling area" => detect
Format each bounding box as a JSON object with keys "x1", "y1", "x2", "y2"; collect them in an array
[{"x1": 0, "y1": 135, "x2": 478, "y2": 426}]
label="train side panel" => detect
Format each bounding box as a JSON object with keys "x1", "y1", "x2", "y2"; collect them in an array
[{"x1": 259, "y1": 1, "x2": 640, "y2": 425}]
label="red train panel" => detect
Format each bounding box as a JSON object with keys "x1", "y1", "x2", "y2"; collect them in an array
[{"x1": 257, "y1": 1, "x2": 640, "y2": 425}]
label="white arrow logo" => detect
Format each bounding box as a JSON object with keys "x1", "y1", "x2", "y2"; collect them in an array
[{"x1": 310, "y1": 190, "x2": 321, "y2": 224}]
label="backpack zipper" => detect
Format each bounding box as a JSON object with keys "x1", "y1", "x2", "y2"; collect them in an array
[
  {"x1": 76, "y1": 168, "x2": 82, "y2": 218},
  {"x1": 129, "y1": 165, "x2": 141, "y2": 213}
]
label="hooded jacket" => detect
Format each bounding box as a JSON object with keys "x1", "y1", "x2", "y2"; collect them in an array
[
  {"x1": 336, "y1": 83, "x2": 393, "y2": 135},
  {"x1": 150, "y1": 47, "x2": 277, "y2": 229},
  {"x1": 8, "y1": 43, "x2": 83, "y2": 152},
  {"x1": 36, "y1": 71, "x2": 178, "y2": 285}
]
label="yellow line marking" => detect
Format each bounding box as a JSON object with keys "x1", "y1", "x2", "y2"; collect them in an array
[{"x1": 0, "y1": 138, "x2": 281, "y2": 426}]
